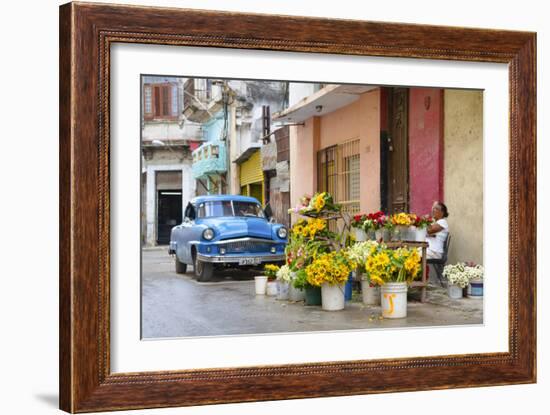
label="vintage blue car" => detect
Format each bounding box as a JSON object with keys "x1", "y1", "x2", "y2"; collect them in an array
[{"x1": 169, "y1": 195, "x2": 287, "y2": 281}]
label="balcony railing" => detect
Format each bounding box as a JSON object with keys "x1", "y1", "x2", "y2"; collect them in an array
[{"x1": 192, "y1": 141, "x2": 227, "y2": 179}]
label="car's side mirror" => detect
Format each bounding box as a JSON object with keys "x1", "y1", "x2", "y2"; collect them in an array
[{"x1": 264, "y1": 203, "x2": 273, "y2": 221}]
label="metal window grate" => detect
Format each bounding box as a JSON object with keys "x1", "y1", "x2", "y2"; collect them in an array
[{"x1": 317, "y1": 139, "x2": 361, "y2": 215}]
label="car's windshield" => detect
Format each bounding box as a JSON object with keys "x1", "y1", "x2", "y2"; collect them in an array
[
  {"x1": 233, "y1": 201, "x2": 265, "y2": 218},
  {"x1": 196, "y1": 201, "x2": 264, "y2": 218}
]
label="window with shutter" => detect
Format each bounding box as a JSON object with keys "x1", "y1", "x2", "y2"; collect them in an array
[{"x1": 143, "y1": 82, "x2": 179, "y2": 121}]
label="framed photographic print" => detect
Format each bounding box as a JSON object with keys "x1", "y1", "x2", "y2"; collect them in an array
[{"x1": 59, "y1": 2, "x2": 536, "y2": 412}]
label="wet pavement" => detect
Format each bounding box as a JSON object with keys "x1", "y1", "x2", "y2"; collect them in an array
[{"x1": 141, "y1": 247, "x2": 483, "y2": 338}]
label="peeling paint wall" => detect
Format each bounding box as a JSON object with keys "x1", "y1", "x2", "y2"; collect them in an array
[{"x1": 444, "y1": 89, "x2": 484, "y2": 265}]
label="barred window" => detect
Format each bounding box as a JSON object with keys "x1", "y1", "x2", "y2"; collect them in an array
[{"x1": 317, "y1": 139, "x2": 361, "y2": 215}]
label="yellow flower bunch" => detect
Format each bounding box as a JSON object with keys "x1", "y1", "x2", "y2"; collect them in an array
[
  {"x1": 291, "y1": 218, "x2": 327, "y2": 240},
  {"x1": 365, "y1": 250, "x2": 393, "y2": 285},
  {"x1": 365, "y1": 245, "x2": 421, "y2": 284},
  {"x1": 391, "y1": 212, "x2": 414, "y2": 226},
  {"x1": 400, "y1": 248, "x2": 421, "y2": 277},
  {"x1": 305, "y1": 251, "x2": 353, "y2": 286},
  {"x1": 312, "y1": 192, "x2": 327, "y2": 212},
  {"x1": 263, "y1": 263, "x2": 280, "y2": 279}
]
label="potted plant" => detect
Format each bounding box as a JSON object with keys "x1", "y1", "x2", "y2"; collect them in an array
[
  {"x1": 275, "y1": 264, "x2": 291, "y2": 300},
  {"x1": 391, "y1": 212, "x2": 415, "y2": 241},
  {"x1": 442, "y1": 263, "x2": 470, "y2": 299},
  {"x1": 285, "y1": 224, "x2": 328, "y2": 305},
  {"x1": 465, "y1": 262, "x2": 484, "y2": 299},
  {"x1": 413, "y1": 214, "x2": 433, "y2": 241},
  {"x1": 347, "y1": 240, "x2": 380, "y2": 305},
  {"x1": 365, "y1": 245, "x2": 422, "y2": 318},
  {"x1": 351, "y1": 214, "x2": 368, "y2": 241},
  {"x1": 305, "y1": 251, "x2": 355, "y2": 311},
  {"x1": 263, "y1": 263, "x2": 279, "y2": 296},
  {"x1": 374, "y1": 214, "x2": 393, "y2": 242},
  {"x1": 289, "y1": 268, "x2": 307, "y2": 302},
  {"x1": 443, "y1": 262, "x2": 484, "y2": 299}
]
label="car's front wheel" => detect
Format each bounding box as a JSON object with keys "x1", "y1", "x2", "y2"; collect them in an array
[{"x1": 193, "y1": 254, "x2": 214, "y2": 282}]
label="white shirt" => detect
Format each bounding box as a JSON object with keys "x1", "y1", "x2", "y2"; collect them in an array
[{"x1": 426, "y1": 218, "x2": 449, "y2": 254}]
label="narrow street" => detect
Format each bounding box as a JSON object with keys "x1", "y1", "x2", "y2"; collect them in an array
[{"x1": 141, "y1": 247, "x2": 483, "y2": 338}]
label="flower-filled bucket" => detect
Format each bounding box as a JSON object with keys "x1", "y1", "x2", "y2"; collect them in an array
[
  {"x1": 276, "y1": 280, "x2": 290, "y2": 300},
  {"x1": 381, "y1": 282, "x2": 408, "y2": 318},
  {"x1": 321, "y1": 282, "x2": 345, "y2": 311},
  {"x1": 361, "y1": 279, "x2": 380, "y2": 305},
  {"x1": 447, "y1": 284, "x2": 463, "y2": 299}
]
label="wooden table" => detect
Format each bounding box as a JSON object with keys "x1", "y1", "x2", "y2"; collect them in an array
[{"x1": 385, "y1": 241, "x2": 429, "y2": 302}]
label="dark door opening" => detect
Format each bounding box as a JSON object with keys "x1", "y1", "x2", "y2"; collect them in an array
[
  {"x1": 157, "y1": 190, "x2": 182, "y2": 245},
  {"x1": 388, "y1": 87, "x2": 410, "y2": 213}
]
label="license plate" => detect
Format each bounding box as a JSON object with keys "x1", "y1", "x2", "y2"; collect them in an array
[{"x1": 238, "y1": 257, "x2": 260, "y2": 266}]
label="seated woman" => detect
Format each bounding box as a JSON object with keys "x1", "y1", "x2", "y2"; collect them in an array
[{"x1": 426, "y1": 201, "x2": 449, "y2": 259}]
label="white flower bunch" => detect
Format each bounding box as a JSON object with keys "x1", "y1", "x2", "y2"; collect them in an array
[
  {"x1": 443, "y1": 263, "x2": 484, "y2": 288},
  {"x1": 347, "y1": 241, "x2": 379, "y2": 271},
  {"x1": 276, "y1": 264, "x2": 292, "y2": 282},
  {"x1": 464, "y1": 264, "x2": 484, "y2": 282}
]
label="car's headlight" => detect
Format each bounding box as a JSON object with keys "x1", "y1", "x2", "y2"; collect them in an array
[
  {"x1": 277, "y1": 227, "x2": 287, "y2": 239},
  {"x1": 202, "y1": 228, "x2": 215, "y2": 241}
]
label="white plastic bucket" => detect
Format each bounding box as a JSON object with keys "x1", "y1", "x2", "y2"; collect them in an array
[
  {"x1": 288, "y1": 284, "x2": 305, "y2": 302},
  {"x1": 415, "y1": 227, "x2": 427, "y2": 242},
  {"x1": 354, "y1": 228, "x2": 367, "y2": 241},
  {"x1": 266, "y1": 281, "x2": 278, "y2": 296},
  {"x1": 381, "y1": 282, "x2": 408, "y2": 318},
  {"x1": 361, "y1": 279, "x2": 381, "y2": 305},
  {"x1": 321, "y1": 283, "x2": 345, "y2": 311},
  {"x1": 277, "y1": 281, "x2": 290, "y2": 300},
  {"x1": 447, "y1": 284, "x2": 463, "y2": 299},
  {"x1": 254, "y1": 276, "x2": 267, "y2": 295}
]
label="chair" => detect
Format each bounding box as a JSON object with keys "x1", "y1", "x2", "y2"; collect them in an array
[{"x1": 427, "y1": 234, "x2": 451, "y2": 287}]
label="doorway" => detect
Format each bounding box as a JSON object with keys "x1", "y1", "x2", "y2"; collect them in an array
[
  {"x1": 387, "y1": 87, "x2": 409, "y2": 213},
  {"x1": 157, "y1": 190, "x2": 182, "y2": 245}
]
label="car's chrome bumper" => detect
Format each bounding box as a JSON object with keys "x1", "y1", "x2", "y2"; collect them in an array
[{"x1": 196, "y1": 253, "x2": 285, "y2": 264}]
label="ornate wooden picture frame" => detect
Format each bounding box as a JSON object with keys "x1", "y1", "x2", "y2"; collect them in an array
[{"x1": 59, "y1": 2, "x2": 536, "y2": 412}]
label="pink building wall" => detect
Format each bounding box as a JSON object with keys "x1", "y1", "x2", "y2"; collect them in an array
[
  {"x1": 408, "y1": 88, "x2": 444, "y2": 216},
  {"x1": 289, "y1": 117, "x2": 320, "y2": 210},
  {"x1": 289, "y1": 89, "x2": 380, "y2": 214}
]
